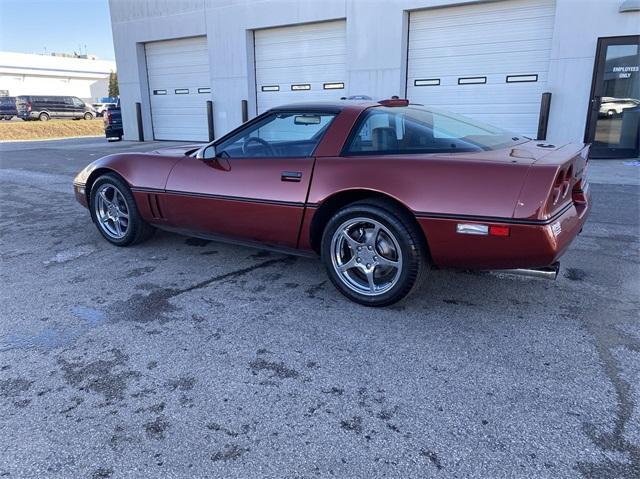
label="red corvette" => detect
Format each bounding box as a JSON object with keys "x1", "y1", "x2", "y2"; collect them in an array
[{"x1": 73, "y1": 99, "x2": 591, "y2": 306}]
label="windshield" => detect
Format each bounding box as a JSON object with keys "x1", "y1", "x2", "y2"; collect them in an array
[{"x1": 346, "y1": 105, "x2": 528, "y2": 154}]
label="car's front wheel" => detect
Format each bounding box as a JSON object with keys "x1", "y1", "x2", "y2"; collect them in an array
[
  {"x1": 321, "y1": 201, "x2": 427, "y2": 306},
  {"x1": 38, "y1": 112, "x2": 49, "y2": 121},
  {"x1": 89, "y1": 173, "x2": 155, "y2": 246},
  {"x1": 84, "y1": 112, "x2": 94, "y2": 120}
]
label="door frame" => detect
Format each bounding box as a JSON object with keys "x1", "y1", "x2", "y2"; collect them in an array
[{"x1": 584, "y1": 35, "x2": 640, "y2": 158}]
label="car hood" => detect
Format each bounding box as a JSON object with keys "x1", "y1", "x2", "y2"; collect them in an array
[{"x1": 149, "y1": 144, "x2": 205, "y2": 157}]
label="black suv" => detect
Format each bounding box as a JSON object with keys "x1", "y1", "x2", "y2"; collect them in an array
[
  {"x1": 0, "y1": 96, "x2": 17, "y2": 120},
  {"x1": 16, "y1": 95, "x2": 96, "y2": 121}
]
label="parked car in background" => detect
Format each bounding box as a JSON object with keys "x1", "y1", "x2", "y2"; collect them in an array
[
  {"x1": 74, "y1": 99, "x2": 591, "y2": 306},
  {"x1": 92, "y1": 97, "x2": 118, "y2": 116},
  {"x1": 599, "y1": 97, "x2": 640, "y2": 117},
  {"x1": 16, "y1": 95, "x2": 96, "y2": 121},
  {"x1": 0, "y1": 96, "x2": 17, "y2": 120},
  {"x1": 104, "y1": 99, "x2": 123, "y2": 141}
]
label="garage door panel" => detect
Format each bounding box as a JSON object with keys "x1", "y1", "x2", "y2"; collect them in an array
[
  {"x1": 407, "y1": 0, "x2": 555, "y2": 137},
  {"x1": 145, "y1": 36, "x2": 211, "y2": 141},
  {"x1": 255, "y1": 20, "x2": 347, "y2": 114},
  {"x1": 409, "y1": 0, "x2": 554, "y2": 28},
  {"x1": 409, "y1": 38, "x2": 553, "y2": 58}
]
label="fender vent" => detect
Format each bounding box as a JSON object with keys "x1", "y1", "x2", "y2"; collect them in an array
[{"x1": 147, "y1": 194, "x2": 165, "y2": 219}]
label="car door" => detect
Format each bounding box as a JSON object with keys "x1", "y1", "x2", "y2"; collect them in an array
[
  {"x1": 55, "y1": 97, "x2": 69, "y2": 118},
  {"x1": 71, "y1": 97, "x2": 86, "y2": 118},
  {"x1": 162, "y1": 110, "x2": 337, "y2": 248}
]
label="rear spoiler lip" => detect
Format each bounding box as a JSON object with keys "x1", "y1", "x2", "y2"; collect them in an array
[{"x1": 530, "y1": 142, "x2": 588, "y2": 166}]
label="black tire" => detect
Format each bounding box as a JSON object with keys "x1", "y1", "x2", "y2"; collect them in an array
[
  {"x1": 38, "y1": 112, "x2": 49, "y2": 121},
  {"x1": 84, "y1": 112, "x2": 94, "y2": 120},
  {"x1": 321, "y1": 200, "x2": 427, "y2": 306},
  {"x1": 89, "y1": 173, "x2": 155, "y2": 246}
]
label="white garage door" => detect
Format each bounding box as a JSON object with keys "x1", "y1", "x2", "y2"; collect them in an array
[
  {"x1": 254, "y1": 20, "x2": 347, "y2": 114},
  {"x1": 407, "y1": 0, "x2": 555, "y2": 137},
  {"x1": 145, "y1": 36, "x2": 211, "y2": 141}
]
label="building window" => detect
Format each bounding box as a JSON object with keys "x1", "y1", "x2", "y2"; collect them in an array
[
  {"x1": 198, "y1": 87, "x2": 211, "y2": 93},
  {"x1": 506, "y1": 74, "x2": 538, "y2": 83},
  {"x1": 323, "y1": 82, "x2": 344, "y2": 90},
  {"x1": 458, "y1": 77, "x2": 486, "y2": 85},
  {"x1": 261, "y1": 85, "x2": 279, "y2": 92},
  {"x1": 414, "y1": 79, "x2": 440, "y2": 87},
  {"x1": 175, "y1": 89, "x2": 189, "y2": 94},
  {"x1": 291, "y1": 84, "x2": 311, "y2": 91},
  {"x1": 153, "y1": 89, "x2": 167, "y2": 95}
]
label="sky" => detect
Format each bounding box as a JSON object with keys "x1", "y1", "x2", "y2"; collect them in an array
[{"x1": 0, "y1": 0, "x2": 115, "y2": 60}]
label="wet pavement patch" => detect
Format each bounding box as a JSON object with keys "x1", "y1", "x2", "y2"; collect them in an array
[
  {"x1": 58, "y1": 348, "x2": 141, "y2": 402},
  {"x1": 0, "y1": 306, "x2": 107, "y2": 352},
  {"x1": 144, "y1": 416, "x2": 170, "y2": 440},
  {"x1": 210, "y1": 444, "x2": 249, "y2": 462},
  {"x1": 340, "y1": 416, "x2": 363, "y2": 434},
  {"x1": 248, "y1": 358, "x2": 300, "y2": 379},
  {"x1": 91, "y1": 467, "x2": 114, "y2": 479},
  {"x1": 420, "y1": 449, "x2": 443, "y2": 470},
  {"x1": 109, "y1": 256, "x2": 293, "y2": 323},
  {"x1": 185, "y1": 238, "x2": 211, "y2": 247},
  {"x1": 126, "y1": 266, "x2": 156, "y2": 278},
  {"x1": 165, "y1": 376, "x2": 196, "y2": 392},
  {"x1": 564, "y1": 268, "x2": 588, "y2": 281},
  {"x1": 0, "y1": 378, "x2": 33, "y2": 399}
]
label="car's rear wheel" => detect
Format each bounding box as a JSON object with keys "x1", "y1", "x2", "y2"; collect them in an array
[
  {"x1": 38, "y1": 112, "x2": 49, "y2": 121},
  {"x1": 89, "y1": 173, "x2": 155, "y2": 246},
  {"x1": 321, "y1": 201, "x2": 427, "y2": 306}
]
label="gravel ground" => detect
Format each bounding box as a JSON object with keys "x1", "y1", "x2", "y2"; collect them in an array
[{"x1": 0, "y1": 137, "x2": 638, "y2": 478}]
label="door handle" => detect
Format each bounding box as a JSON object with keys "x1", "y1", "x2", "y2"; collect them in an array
[{"x1": 281, "y1": 171, "x2": 302, "y2": 182}]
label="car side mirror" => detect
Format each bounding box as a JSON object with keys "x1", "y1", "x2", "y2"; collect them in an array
[
  {"x1": 196, "y1": 145, "x2": 230, "y2": 171},
  {"x1": 196, "y1": 144, "x2": 216, "y2": 160}
]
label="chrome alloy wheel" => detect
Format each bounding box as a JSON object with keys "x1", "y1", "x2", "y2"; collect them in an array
[
  {"x1": 330, "y1": 217, "x2": 403, "y2": 296},
  {"x1": 94, "y1": 184, "x2": 130, "y2": 239}
]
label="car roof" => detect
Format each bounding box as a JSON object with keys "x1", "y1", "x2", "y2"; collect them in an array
[{"x1": 270, "y1": 100, "x2": 378, "y2": 112}]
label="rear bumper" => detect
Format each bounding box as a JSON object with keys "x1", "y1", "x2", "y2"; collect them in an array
[
  {"x1": 105, "y1": 125, "x2": 123, "y2": 138},
  {"x1": 418, "y1": 194, "x2": 590, "y2": 270}
]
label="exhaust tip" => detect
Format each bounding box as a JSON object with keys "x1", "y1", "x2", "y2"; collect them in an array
[{"x1": 498, "y1": 262, "x2": 560, "y2": 281}]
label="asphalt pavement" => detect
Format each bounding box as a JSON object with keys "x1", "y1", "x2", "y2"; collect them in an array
[{"x1": 0, "y1": 137, "x2": 638, "y2": 478}]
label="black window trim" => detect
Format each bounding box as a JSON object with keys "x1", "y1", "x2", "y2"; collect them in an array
[
  {"x1": 153, "y1": 89, "x2": 167, "y2": 95},
  {"x1": 197, "y1": 87, "x2": 212, "y2": 93},
  {"x1": 414, "y1": 78, "x2": 440, "y2": 87},
  {"x1": 174, "y1": 88, "x2": 189, "y2": 94},
  {"x1": 457, "y1": 76, "x2": 487, "y2": 85},
  {"x1": 261, "y1": 85, "x2": 280, "y2": 92},
  {"x1": 291, "y1": 84, "x2": 311, "y2": 91},
  {"x1": 506, "y1": 74, "x2": 538, "y2": 83}
]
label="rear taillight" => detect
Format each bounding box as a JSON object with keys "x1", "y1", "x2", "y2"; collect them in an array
[
  {"x1": 572, "y1": 178, "x2": 588, "y2": 205},
  {"x1": 550, "y1": 166, "x2": 572, "y2": 206}
]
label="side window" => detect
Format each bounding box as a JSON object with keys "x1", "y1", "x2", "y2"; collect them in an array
[
  {"x1": 216, "y1": 112, "x2": 336, "y2": 158},
  {"x1": 346, "y1": 111, "x2": 405, "y2": 153},
  {"x1": 72, "y1": 97, "x2": 84, "y2": 107},
  {"x1": 345, "y1": 108, "x2": 486, "y2": 154}
]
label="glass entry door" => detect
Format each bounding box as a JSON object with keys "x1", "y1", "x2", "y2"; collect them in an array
[{"x1": 586, "y1": 36, "x2": 640, "y2": 159}]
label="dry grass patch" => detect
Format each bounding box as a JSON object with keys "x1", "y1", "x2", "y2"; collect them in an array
[{"x1": 0, "y1": 119, "x2": 104, "y2": 141}]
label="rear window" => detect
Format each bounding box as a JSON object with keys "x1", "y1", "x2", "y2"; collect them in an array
[
  {"x1": 0, "y1": 97, "x2": 15, "y2": 104},
  {"x1": 345, "y1": 106, "x2": 527, "y2": 154}
]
